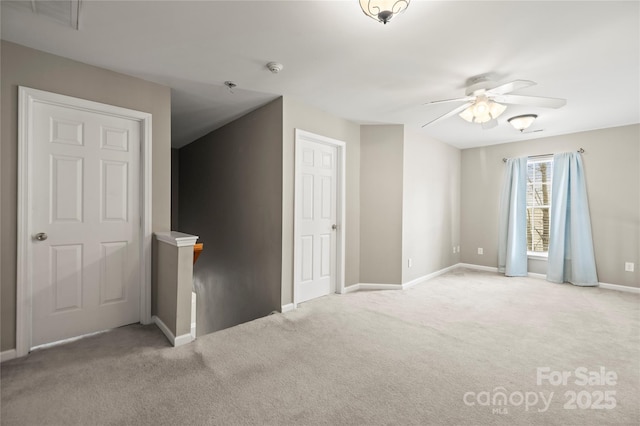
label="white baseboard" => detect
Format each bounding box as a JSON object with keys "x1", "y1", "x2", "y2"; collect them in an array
[
  {"x1": 307, "y1": 267, "x2": 457, "y2": 299},
  {"x1": 281, "y1": 303, "x2": 296, "y2": 313},
  {"x1": 174, "y1": 332, "x2": 195, "y2": 347},
  {"x1": 457, "y1": 263, "x2": 499, "y2": 273},
  {"x1": 308, "y1": 265, "x2": 460, "y2": 296},
  {"x1": 527, "y1": 272, "x2": 546, "y2": 280},
  {"x1": 358, "y1": 283, "x2": 403, "y2": 290},
  {"x1": 191, "y1": 291, "x2": 197, "y2": 339},
  {"x1": 152, "y1": 315, "x2": 193, "y2": 347},
  {"x1": 344, "y1": 283, "x2": 402, "y2": 293},
  {"x1": 347, "y1": 264, "x2": 462, "y2": 294},
  {"x1": 402, "y1": 264, "x2": 460, "y2": 289},
  {"x1": 598, "y1": 282, "x2": 640, "y2": 294},
  {"x1": 459, "y1": 263, "x2": 639, "y2": 294},
  {"x1": 1, "y1": 349, "x2": 17, "y2": 363}
]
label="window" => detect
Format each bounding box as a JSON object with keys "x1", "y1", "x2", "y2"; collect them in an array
[{"x1": 526, "y1": 157, "x2": 553, "y2": 253}]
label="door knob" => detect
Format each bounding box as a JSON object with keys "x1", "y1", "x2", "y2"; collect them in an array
[
  {"x1": 35, "y1": 232, "x2": 48, "y2": 241},
  {"x1": 331, "y1": 224, "x2": 338, "y2": 230}
]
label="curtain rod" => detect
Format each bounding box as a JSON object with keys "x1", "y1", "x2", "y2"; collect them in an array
[{"x1": 502, "y1": 148, "x2": 584, "y2": 163}]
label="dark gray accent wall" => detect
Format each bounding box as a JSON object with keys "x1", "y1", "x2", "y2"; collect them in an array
[
  {"x1": 178, "y1": 98, "x2": 283, "y2": 335},
  {"x1": 171, "y1": 148, "x2": 179, "y2": 230}
]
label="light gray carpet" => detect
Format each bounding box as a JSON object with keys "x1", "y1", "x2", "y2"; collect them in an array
[{"x1": 1, "y1": 268, "x2": 639, "y2": 425}]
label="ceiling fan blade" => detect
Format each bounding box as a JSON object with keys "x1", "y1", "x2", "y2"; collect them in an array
[
  {"x1": 422, "y1": 101, "x2": 474, "y2": 128},
  {"x1": 495, "y1": 94, "x2": 567, "y2": 109},
  {"x1": 481, "y1": 119, "x2": 498, "y2": 130},
  {"x1": 423, "y1": 96, "x2": 473, "y2": 106},
  {"x1": 487, "y1": 80, "x2": 536, "y2": 95}
]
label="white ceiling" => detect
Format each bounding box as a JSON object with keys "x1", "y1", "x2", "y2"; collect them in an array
[{"x1": 2, "y1": 1, "x2": 639, "y2": 149}]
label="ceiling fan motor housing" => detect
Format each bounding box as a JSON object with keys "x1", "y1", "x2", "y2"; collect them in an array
[{"x1": 465, "y1": 76, "x2": 495, "y2": 96}]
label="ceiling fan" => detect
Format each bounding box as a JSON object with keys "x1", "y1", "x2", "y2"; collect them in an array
[{"x1": 422, "y1": 76, "x2": 566, "y2": 129}]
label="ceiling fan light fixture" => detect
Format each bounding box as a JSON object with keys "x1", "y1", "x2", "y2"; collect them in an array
[
  {"x1": 422, "y1": 78, "x2": 565, "y2": 129},
  {"x1": 508, "y1": 114, "x2": 538, "y2": 132},
  {"x1": 459, "y1": 107, "x2": 474, "y2": 123},
  {"x1": 489, "y1": 101, "x2": 507, "y2": 120},
  {"x1": 359, "y1": 0, "x2": 410, "y2": 24},
  {"x1": 459, "y1": 97, "x2": 506, "y2": 124}
]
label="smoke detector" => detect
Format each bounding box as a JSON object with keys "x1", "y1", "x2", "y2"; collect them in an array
[
  {"x1": 223, "y1": 81, "x2": 237, "y2": 94},
  {"x1": 266, "y1": 62, "x2": 284, "y2": 74}
]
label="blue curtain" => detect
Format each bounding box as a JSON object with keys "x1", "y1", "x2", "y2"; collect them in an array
[
  {"x1": 547, "y1": 152, "x2": 598, "y2": 286},
  {"x1": 498, "y1": 157, "x2": 528, "y2": 276}
]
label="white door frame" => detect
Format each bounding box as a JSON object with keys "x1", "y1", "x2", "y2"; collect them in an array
[
  {"x1": 293, "y1": 129, "x2": 346, "y2": 306},
  {"x1": 16, "y1": 86, "x2": 153, "y2": 357}
]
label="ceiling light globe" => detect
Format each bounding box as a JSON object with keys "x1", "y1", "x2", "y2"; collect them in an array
[
  {"x1": 473, "y1": 112, "x2": 492, "y2": 124},
  {"x1": 474, "y1": 102, "x2": 488, "y2": 115},
  {"x1": 459, "y1": 108, "x2": 474, "y2": 123},
  {"x1": 508, "y1": 114, "x2": 538, "y2": 132},
  {"x1": 489, "y1": 102, "x2": 507, "y2": 119},
  {"x1": 360, "y1": 0, "x2": 410, "y2": 24}
]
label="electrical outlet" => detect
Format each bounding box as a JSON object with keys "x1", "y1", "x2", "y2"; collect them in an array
[
  {"x1": 478, "y1": 248, "x2": 484, "y2": 255},
  {"x1": 625, "y1": 262, "x2": 635, "y2": 272},
  {"x1": 408, "y1": 258, "x2": 413, "y2": 268},
  {"x1": 452, "y1": 246, "x2": 456, "y2": 254},
  {"x1": 456, "y1": 245, "x2": 460, "y2": 253}
]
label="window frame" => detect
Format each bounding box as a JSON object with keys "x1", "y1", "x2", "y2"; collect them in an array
[{"x1": 526, "y1": 156, "x2": 553, "y2": 257}]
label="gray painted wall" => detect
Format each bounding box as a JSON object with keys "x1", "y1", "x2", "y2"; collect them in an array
[
  {"x1": 0, "y1": 41, "x2": 171, "y2": 352},
  {"x1": 155, "y1": 241, "x2": 179, "y2": 335},
  {"x1": 359, "y1": 125, "x2": 404, "y2": 284},
  {"x1": 155, "y1": 238, "x2": 194, "y2": 337},
  {"x1": 402, "y1": 129, "x2": 461, "y2": 284},
  {"x1": 281, "y1": 97, "x2": 361, "y2": 305},
  {"x1": 461, "y1": 124, "x2": 640, "y2": 287},
  {"x1": 178, "y1": 98, "x2": 283, "y2": 335}
]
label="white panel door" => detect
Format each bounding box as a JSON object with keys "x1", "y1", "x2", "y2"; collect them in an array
[
  {"x1": 29, "y1": 101, "x2": 141, "y2": 348},
  {"x1": 295, "y1": 139, "x2": 337, "y2": 304}
]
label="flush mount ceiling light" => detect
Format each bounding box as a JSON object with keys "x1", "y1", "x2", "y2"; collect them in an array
[
  {"x1": 359, "y1": 0, "x2": 410, "y2": 24},
  {"x1": 458, "y1": 95, "x2": 507, "y2": 124},
  {"x1": 508, "y1": 114, "x2": 538, "y2": 132}
]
